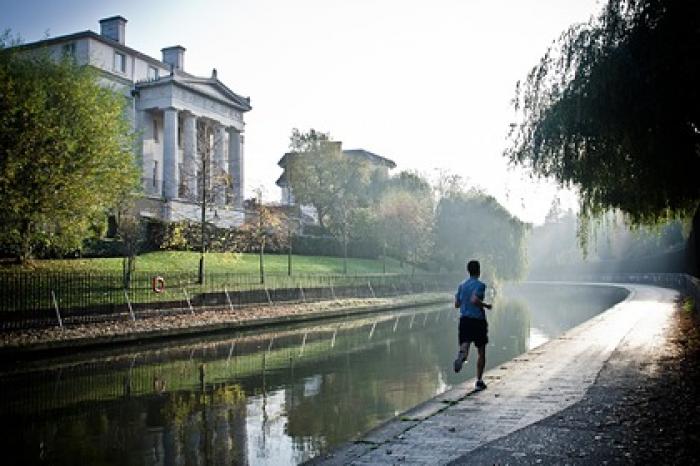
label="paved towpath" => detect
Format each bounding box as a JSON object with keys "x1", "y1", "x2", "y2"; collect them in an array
[{"x1": 311, "y1": 283, "x2": 680, "y2": 465}]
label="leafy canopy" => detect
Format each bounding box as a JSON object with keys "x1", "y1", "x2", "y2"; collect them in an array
[
  {"x1": 506, "y1": 0, "x2": 700, "y2": 224},
  {"x1": 377, "y1": 186, "x2": 433, "y2": 268},
  {"x1": 286, "y1": 129, "x2": 371, "y2": 233},
  {"x1": 0, "y1": 36, "x2": 139, "y2": 261},
  {"x1": 286, "y1": 128, "x2": 378, "y2": 272},
  {"x1": 434, "y1": 190, "x2": 528, "y2": 280}
]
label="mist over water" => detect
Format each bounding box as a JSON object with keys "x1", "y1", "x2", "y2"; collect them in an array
[
  {"x1": 527, "y1": 209, "x2": 689, "y2": 279},
  {"x1": 0, "y1": 284, "x2": 626, "y2": 465}
]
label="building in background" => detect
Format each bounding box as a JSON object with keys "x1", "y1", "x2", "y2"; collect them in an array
[
  {"x1": 276, "y1": 147, "x2": 396, "y2": 207},
  {"x1": 18, "y1": 16, "x2": 252, "y2": 227}
]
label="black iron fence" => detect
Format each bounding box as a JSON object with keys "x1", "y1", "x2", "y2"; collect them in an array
[{"x1": 0, "y1": 271, "x2": 460, "y2": 329}]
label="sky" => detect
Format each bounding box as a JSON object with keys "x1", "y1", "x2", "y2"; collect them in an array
[{"x1": 1, "y1": 0, "x2": 603, "y2": 224}]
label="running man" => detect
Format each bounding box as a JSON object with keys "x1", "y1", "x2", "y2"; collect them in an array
[{"x1": 453, "y1": 259, "x2": 492, "y2": 390}]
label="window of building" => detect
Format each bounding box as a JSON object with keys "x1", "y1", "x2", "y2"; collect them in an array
[
  {"x1": 147, "y1": 66, "x2": 159, "y2": 80},
  {"x1": 153, "y1": 119, "x2": 159, "y2": 143},
  {"x1": 153, "y1": 161, "x2": 158, "y2": 187},
  {"x1": 62, "y1": 43, "x2": 76, "y2": 59},
  {"x1": 114, "y1": 51, "x2": 126, "y2": 73}
]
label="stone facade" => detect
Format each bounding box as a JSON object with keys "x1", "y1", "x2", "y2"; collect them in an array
[{"x1": 20, "y1": 16, "x2": 251, "y2": 227}]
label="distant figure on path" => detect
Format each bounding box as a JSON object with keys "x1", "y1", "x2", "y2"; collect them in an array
[{"x1": 453, "y1": 260, "x2": 492, "y2": 390}]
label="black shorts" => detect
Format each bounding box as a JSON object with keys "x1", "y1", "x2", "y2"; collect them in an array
[{"x1": 458, "y1": 317, "x2": 488, "y2": 347}]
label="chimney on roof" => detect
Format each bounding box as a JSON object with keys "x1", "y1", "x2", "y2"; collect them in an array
[
  {"x1": 99, "y1": 16, "x2": 127, "y2": 45},
  {"x1": 162, "y1": 46, "x2": 185, "y2": 72}
]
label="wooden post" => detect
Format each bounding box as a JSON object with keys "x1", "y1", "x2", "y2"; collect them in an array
[
  {"x1": 299, "y1": 284, "x2": 306, "y2": 303},
  {"x1": 224, "y1": 286, "x2": 234, "y2": 312},
  {"x1": 264, "y1": 287, "x2": 273, "y2": 306},
  {"x1": 124, "y1": 290, "x2": 136, "y2": 322},
  {"x1": 51, "y1": 290, "x2": 63, "y2": 329},
  {"x1": 183, "y1": 288, "x2": 195, "y2": 315}
]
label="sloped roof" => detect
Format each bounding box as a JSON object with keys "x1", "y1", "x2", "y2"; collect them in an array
[
  {"x1": 275, "y1": 171, "x2": 288, "y2": 186},
  {"x1": 136, "y1": 74, "x2": 252, "y2": 112},
  {"x1": 16, "y1": 30, "x2": 252, "y2": 112},
  {"x1": 342, "y1": 149, "x2": 396, "y2": 168},
  {"x1": 277, "y1": 149, "x2": 395, "y2": 169}
]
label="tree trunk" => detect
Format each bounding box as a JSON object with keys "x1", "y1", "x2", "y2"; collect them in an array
[
  {"x1": 259, "y1": 238, "x2": 266, "y2": 284},
  {"x1": 123, "y1": 255, "x2": 136, "y2": 289},
  {"x1": 288, "y1": 217, "x2": 293, "y2": 276},
  {"x1": 688, "y1": 204, "x2": 700, "y2": 276},
  {"x1": 382, "y1": 242, "x2": 387, "y2": 274},
  {"x1": 343, "y1": 238, "x2": 348, "y2": 275},
  {"x1": 412, "y1": 247, "x2": 417, "y2": 276},
  {"x1": 17, "y1": 220, "x2": 33, "y2": 264}
]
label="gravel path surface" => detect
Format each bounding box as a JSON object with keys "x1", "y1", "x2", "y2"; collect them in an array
[{"x1": 0, "y1": 294, "x2": 449, "y2": 351}]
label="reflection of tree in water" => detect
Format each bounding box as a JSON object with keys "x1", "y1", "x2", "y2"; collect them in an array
[
  {"x1": 282, "y1": 323, "x2": 445, "y2": 455},
  {"x1": 160, "y1": 383, "x2": 247, "y2": 466}
]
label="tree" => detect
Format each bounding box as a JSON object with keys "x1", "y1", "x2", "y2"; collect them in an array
[
  {"x1": 198, "y1": 124, "x2": 230, "y2": 283},
  {"x1": 115, "y1": 197, "x2": 145, "y2": 289},
  {"x1": 377, "y1": 187, "x2": 433, "y2": 273},
  {"x1": 286, "y1": 128, "x2": 335, "y2": 229},
  {"x1": 234, "y1": 192, "x2": 288, "y2": 284},
  {"x1": 433, "y1": 190, "x2": 528, "y2": 280},
  {"x1": 506, "y1": 0, "x2": 700, "y2": 225},
  {"x1": 386, "y1": 170, "x2": 432, "y2": 198},
  {"x1": 286, "y1": 128, "x2": 372, "y2": 273},
  {"x1": 0, "y1": 36, "x2": 139, "y2": 262}
]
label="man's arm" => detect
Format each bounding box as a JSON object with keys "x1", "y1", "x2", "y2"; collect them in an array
[
  {"x1": 470, "y1": 285, "x2": 492, "y2": 310},
  {"x1": 454, "y1": 285, "x2": 461, "y2": 309}
]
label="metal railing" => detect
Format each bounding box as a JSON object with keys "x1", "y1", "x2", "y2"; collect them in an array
[
  {"x1": 529, "y1": 272, "x2": 700, "y2": 311},
  {"x1": 0, "y1": 271, "x2": 460, "y2": 329}
]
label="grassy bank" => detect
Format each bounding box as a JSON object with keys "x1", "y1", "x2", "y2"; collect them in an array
[
  {"x1": 0, "y1": 251, "x2": 413, "y2": 275},
  {"x1": 0, "y1": 252, "x2": 445, "y2": 313}
]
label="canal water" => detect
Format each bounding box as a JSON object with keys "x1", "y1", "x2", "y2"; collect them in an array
[{"x1": 0, "y1": 283, "x2": 627, "y2": 465}]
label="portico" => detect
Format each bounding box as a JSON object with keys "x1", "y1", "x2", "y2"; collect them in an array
[{"x1": 135, "y1": 70, "x2": 251, "y2": 227}]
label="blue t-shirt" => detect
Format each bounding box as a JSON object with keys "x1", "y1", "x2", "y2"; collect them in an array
[{"x1": 455, "y1": 277, "x2": 487, "y2": 319}]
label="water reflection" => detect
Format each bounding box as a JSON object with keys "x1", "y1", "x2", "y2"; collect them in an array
[{"x1": 0, "y1": 284, "x2": 627, "y2": 465}]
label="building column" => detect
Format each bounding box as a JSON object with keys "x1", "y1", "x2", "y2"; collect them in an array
[
  {"x1": 162, "y1": 107, "x2": 179, "y2": 200},
  {"x1": 214, "y1": 124, "x2": 227, "y2": 205},
  {"x1": 182, "y1": 112, "x2": 197, "y2": 200},
  {"x1": 227, "y1": 128, "x2": 244, "y2": 208},
  {"x1": 134, "y1": 109, "x2": 149, "y2": 194}
]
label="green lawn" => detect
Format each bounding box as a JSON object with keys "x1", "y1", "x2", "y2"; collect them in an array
[
  {"x1": 1, "y1": 251, "x2": 412, "y2": 275},
  {"x1": 0, "y1": 251, "x2": 443, "y2": 312}
]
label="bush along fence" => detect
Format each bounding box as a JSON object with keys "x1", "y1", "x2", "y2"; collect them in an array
[{"x1": 0, "y1": 271, "x2": 461, "y2": 330}]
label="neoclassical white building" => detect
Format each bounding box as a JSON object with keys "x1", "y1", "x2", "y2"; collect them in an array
[{"x1": 21, "y1": 16, "x2": 251, "y2": 227}]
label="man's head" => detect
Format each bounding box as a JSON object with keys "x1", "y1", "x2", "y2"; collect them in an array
[{"x1": 467, "y1": 260, "x2": 480, "y2": 277}]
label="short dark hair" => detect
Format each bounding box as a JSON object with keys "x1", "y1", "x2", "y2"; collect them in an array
[{"x1": 467, "y1": 260, "x2": 480, "y2": 276}]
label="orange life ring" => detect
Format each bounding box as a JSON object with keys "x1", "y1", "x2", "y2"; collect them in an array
[{"x1": 152, "y1": 276, "x2": 165, "y2": 293}]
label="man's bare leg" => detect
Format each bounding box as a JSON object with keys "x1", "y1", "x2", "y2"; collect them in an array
[
  {"x1": 454, "y1": 342, "x2": 471, "y2": 372},
  {"x1": 475, "y1": 344, "x2": 487, "y2": 389},
  {"x1": 460, "y1": 342, "x2": 470, "y2": 362}
]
